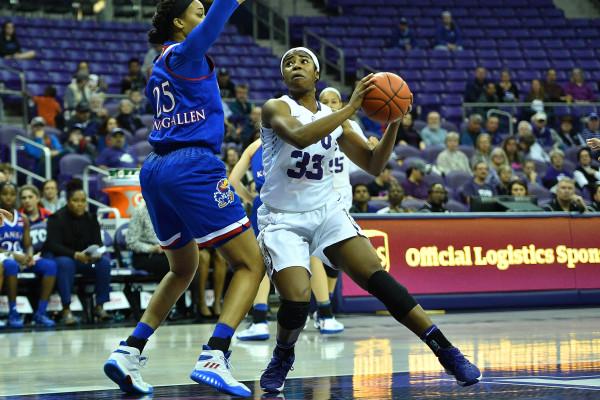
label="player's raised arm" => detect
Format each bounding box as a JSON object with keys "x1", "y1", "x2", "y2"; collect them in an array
[{"x1": 262, "y1": 74, "x2": 375, "y2": 149}]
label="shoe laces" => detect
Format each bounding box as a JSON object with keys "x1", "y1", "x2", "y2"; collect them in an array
[
  {"x1": 263, "y1": 354, "x2": 294, "y2": 376},
  {"x1": 220, "y1": 353, "x2": 233, "y2": 371}
]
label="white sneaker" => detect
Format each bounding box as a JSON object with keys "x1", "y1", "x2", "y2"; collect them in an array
[
  {"x1": 190, "y1": 345, "x2": 251, "y2": 397},
  {"x1": 236, "y1": 322, "x2": 269, "y2": 341},
  {"x1": 103, "y1": 342, "x2": 153, "y2": 394},
  {"x1": 314, "y1": 315, "x2": 344, "y2": 335}
]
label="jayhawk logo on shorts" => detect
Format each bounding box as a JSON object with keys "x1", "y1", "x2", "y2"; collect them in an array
[{"x1": 213, "y1": 178, "x2": 235, "y2": 208}]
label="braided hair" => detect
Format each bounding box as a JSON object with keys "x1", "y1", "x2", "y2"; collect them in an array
[{"x1": 148, "y1": 0, "x2": 178, "y2": 44}]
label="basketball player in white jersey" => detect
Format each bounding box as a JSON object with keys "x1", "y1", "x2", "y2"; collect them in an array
[{"x1": 257, "y1": 47, "x2": 481, "y2": 393}]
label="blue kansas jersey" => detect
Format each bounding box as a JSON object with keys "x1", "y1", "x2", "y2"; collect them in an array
[{"x1": 0, "y1": 210, "x2": 24, "y2": 253}]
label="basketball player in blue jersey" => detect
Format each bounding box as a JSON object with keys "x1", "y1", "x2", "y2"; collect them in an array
[
  {"x1": 0, "y1": 182, "x2": 57, "y2": 328},
  {"x1": 257, "y1": 47, "x2": 481, "y2": 393},
  {"x1": 103, "y1": 0, "x2": 264, "y2": 397}
]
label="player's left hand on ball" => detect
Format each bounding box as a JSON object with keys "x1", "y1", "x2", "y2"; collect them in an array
[
  {"x1": 587, "y1": 137, "x2": 600, "y2": 150},
  {"x1": 348, "y1": 73, "x2": 376, "y2": 111}
]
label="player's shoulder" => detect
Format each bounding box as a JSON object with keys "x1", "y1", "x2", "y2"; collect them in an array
[{"x1": 262, "y1": 97, "x2": 291, "y2": 120}]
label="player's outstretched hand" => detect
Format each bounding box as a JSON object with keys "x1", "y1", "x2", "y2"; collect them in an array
[
  {"x1": 348, "y1": 74, "x2": 376, "y2": 112},
  {"x1": 0, "y1": 209, "x2": 12, "y2": 226},
  {"x1": 587, "y1": 137, "x2": 600, "y2": 150}
]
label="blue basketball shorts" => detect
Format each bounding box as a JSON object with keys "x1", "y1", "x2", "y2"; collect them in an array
[{"x1": 140, "y1": 146, "x2": 250, "y2": 249}]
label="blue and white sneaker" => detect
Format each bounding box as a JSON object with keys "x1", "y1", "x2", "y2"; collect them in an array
[
  {"x1": 260, "y1": 349, "x2": 295, "y2": 393},
  {"x1": 104, "y1": 341, "x2": 153, "y2": 394},
  {"x1": 237, "y1": 322, "x2": 270, "y2": 341},
  {"x1": 7, "y1": 312, "x2": 24, "y2": 329},
  {"x1": 437, "y1": 347, "x2": 482, "y2": 386},
  {"x1": 313, "y1": 312, "x2": 344, "y2": 335},
  {"x1": 33, "y1": 313, "x2": 55, "y2": 328},
  {"x1": 190, "y1": 345, "x2": 251, "y2": 397}
]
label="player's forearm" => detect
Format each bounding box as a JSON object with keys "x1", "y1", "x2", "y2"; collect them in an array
[
  {"x1": 287, "y1": 105, "x2": 356, "y2": 149},
  {"x1": 367, "y1": 121, "x2": 400, "y2": 174}
]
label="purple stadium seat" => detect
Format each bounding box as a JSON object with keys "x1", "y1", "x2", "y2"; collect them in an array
[
  {"x1": 58, "y1": 154, "x2": 92, "y2": 184},
  {"x1": 130, "y1": 142, "x2": 153, "y2": 163},
  {"x1": 394, "y1": 144, "x2": 422, "y2": 160},
  {"x1": 422, "y1": 144, "x2": 445, "y2": 163},
  {"x1": 528, "y1": 183, "x2": 552, "y2": 202},
  {"x1": 402, "y1": 198, "x2": 426, "y2": 210},
  {"x1": 445, "y1": 170, "x2": 472, "y2": 189},
  {"x1": 350, "y1": 170, "x2": 374, "y2": 186},
  {"x1": 140, "y1": 115, "x2": 154, "y2": 128},
  {"x1": 423, "y1": 173, "x2": 444, "y2": 187},
  {"x1": 368, "y1": 200, "x2": 388, "y2": 212},
  {"x1": 0, "y1": 126, "x2": 26, "y2": 144},
  {"x1": 446, "y1": 199, "x2": 468, "y2": 212},
  {"x1": 392, "y1": 170, "x2": 406, "y2": 183},
  {"x1": 400, "y1": 156, "x2": 427, "y2": 172},
  {"x1": 564, "y1": 146, "x2": 581, "y2": 164}
]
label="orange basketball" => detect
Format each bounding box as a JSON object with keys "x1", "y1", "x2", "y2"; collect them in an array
[{"x1": 361, "y1": 72, "x2": 413, "y2": 124}]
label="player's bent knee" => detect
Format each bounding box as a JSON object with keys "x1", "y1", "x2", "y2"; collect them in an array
[
  {"x1": 277, "y1": 299, "x2": 310, "y2": 329},
  {"x1": 3, "y1": 259, "x2": 19, "y2": 276},
  {"x1": 40, "y1": 260, "x2": 57, "y2": 277},
  {"x1": 367, "y1": 270, "x2": 417, "y2": 319}
]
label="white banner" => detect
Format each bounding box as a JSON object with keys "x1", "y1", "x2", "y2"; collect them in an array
[
  {"x1": 47, "y1": 294, "x2": 83, "y2": 312},
  {"x1": 0, "y1": 295, "x2": 33, "y2": 314},
  {"x1": 103, "y1": 291, "x2": 130, "y2": 311}
]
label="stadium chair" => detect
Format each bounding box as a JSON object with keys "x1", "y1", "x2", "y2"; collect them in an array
[
  {"x1": 528, "y1": 183, "x2": 552, "y2": 202},
  {"x1": 445, "y1": 170, "x2": 472, "y2": 190},
  {"x1": 422, "y1": 144, "x2": 445, "y2": 163},
  {"x1": 368, "y1": 200, "x2": 387, "y2": 212},
  {"x1": 402, "y1": 198, "x2": 426, "y2": 210},
  {"x1": 58, "y1": 154, "x2": 92, "y2": 183},
  {"x1": 423, "y1": 173, "x2": 444, "y2": 187},
  {"x1": 130, "y1": 142, "x2": 153, "y2": 164},
  {"x1": 350, "y1": 170, "x2": 374, "y2": 186},
  {"x1": 392, "y1": 170, "x2": 406, "y2": 183},
  {"x1": 394, "y1": 145, "x2": 422, "y2": 160},
  {"x1": 446, "y1": 199, "x2": 468, "y2": 212}
]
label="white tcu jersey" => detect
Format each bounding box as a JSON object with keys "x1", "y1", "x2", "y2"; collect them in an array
[
  {"x1": 331, "y1": 119, "x2": 367, "y2": 195},
  {"x1": 260, "y1": 95, "x2": 343, "y2": 212}
]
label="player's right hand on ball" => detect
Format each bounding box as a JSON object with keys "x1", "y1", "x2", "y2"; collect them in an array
[{"x1": 348, "y1": 73, "x2": 376, "y2": 111}]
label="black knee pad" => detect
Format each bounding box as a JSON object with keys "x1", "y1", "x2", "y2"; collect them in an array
[
  {"x1": 277, "y1": 299, "x2": 310, "y2": 330},
  {"x1": 324, "y1": 265, "x2": 339, "y2": 278},
  {"x1": 367, "y1": 270, "x2": 417, "y2": 319}
]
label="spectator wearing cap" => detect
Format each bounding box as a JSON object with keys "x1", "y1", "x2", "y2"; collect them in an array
[
  {"x1": 116, "y1": 99, "x2": 144, "y2": 134},
  {"x1": 121, "y1": 58, "x2": 147, "y2": 94},
  {"x1": 420, "y1": 111, "x2": 447, "y2": 147},
  {"x1": 588, "y1": 185, "x2": 600, "y2": 212},
  {"x1": 30, "y1": 86, "x2": 62, "y2": 128},
  {"x1": 564, "y1": 68, "x2": 597, "y2": 102},
  {"x1": 367, "y1": 164, "x2": 394, "y2": 198},
  {"x1": 574, "y1": 148, "x2": 600, "y2": 194},
  {"x1": 470, "y1": 133, "x2": 492, "y2": 168},
  {"x1": 390, "y1": 18, "x2": 416, "y2": 50},
  {"x1": 419, "y1": 183, "x2": 449, "y2": 213},
  {"x1": 543, "y1": 178, "x2": 587, "y2": 212},
  {"x1": 395, "y1": 113, "x2": 424, "y2": 149},
  {"x1": 583, "y1": 112, "x2": 600, "y2": 137},
  {"x1": 64, "y1": 73, "x2": 91, "y2": 112},
  {"x1": 66, "y1": 102, "x2": 99, "y2": 138},
  {"x1": 531, "y1": 111, "x2": 562, "y2": 148},
  {"x1": 436, "y1": 132, "x2": 471, "y2": 175},
  {"x1": 401, "y1": 160, "x2": 429, "y2": 200},
  {"x1": 95, "y1": 128, "x2": 137, "y2": 169},
  {"x1": 62, "y1": 124, "x2": 96, "y2": 161},
  {"x1": 542, "y1": 149, "x2": 573, "y2": 190},
  {"x1": 460, "y1": 113, "x2": 483, "y2": 146},
  {"x1": 217, "y1": 68, "x2": 236, "y2": 98},
  {"x1": 556, "y1": 116, "x2": 586, "y2": 147},
  {"x1": 25, "y1": 117, "x2": 63, "y2": 176},
  {"x1": 434, "y1": 11, "x2": 462, "y2": 51},
  {"x1": 349, "y1": 184, "x2": 377, "y2": 213},
  {"x1": 543, "y1": 69, "x2": 568, "y2": 102},
  {"x1": 464, "y1": 67, "x2": 488, "y2": 103},
  {"x1": 496, "y1": 69, "x2": 520, "y2": 103},
  {"x1": 461, "y1": 162, "x2": 496, "y2": 205},
  {"x1": 376, "y1": 184, "x2": 409, "y2": 213}
]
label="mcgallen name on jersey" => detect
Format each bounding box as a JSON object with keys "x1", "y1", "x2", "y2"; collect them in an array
[{"x1": 153, "y1": 109, "x2": 206, "y2": 130}]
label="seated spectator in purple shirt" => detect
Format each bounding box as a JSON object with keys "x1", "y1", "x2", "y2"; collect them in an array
[
  {"x1": 542, "y1": 149, "x2": 573, "y2": 190},
  {"x1": 564, "y1": 68, "x2": 597, "y2": 102},
  {"x1": 367, "y1": 164, "x2": 394, "y2": 199},
  {"x1": 543, "y1": 69, "x2": 568, "y2": 102},
  {"x1": 95, "y1": 128, "x2": 137, "y2": 169},
  {"x1": 349, "y1": 184, "x2": 378, "y2": 213},
  {"x1": 461, "y1": 162, "x2": 497, "y2": 205},
  {"x1": 389, "y1": 18, "x2": 416, "y2": 50},
  {"x1": 395, "y1": 113, "x2": 424, "y2": 149},
  {"x1": 401, "y1": 160, "x2": 429, "y2": 200},
  {"x1": 434, "y1": 11, "x2": 462, "y2": 51}
]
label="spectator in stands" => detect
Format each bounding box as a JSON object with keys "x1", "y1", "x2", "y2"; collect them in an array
[
  {"x1": 543, "y1": 69, "x2": 568, "y2": 102},
  {"x1": 0, "y1": 164, "x2": 14, "y2": 183},
  {"x1": 543, "y1": 178, "x2": 587, "y2": 212},
  {"x1": 484, "y1": 116, "x2": 502, "y2": 145},
  {"x1": 588, "y1": 185, "x2": 600, "y2": 211},
  {"x1": 0, "y1": 171, "x2": 7, "y2": 184},
  {"x1": 531, "y1": 111, "x2": 562, "y2": 148},
  {"x1": 420, "y1": 111, "x2": 447, "y2": 147},
  {"x1": 464, "y1": 67, "x2": 488, "y2": 103},
  {"x1": 368, "y1": 164, "x2": 394, "y2": 198},
  {"x1": 495, "y1": 165, "x2": 514, "y2": 195},
  {"x1": 217, "y1": 68, "x2": 236, "y2": 99},
  {"x1": 196, "y1": 249, "x2": 227, "y2": 319},
  {"x1": 471, "y1": 133, "x2": 492, "y2": 168},
  {"x1": 127, "y1": 202, "x2": 188, "y2": 319},
  {"x1": 128, "y1": 90, "x2": 151, "y2": 115},
  {"x1": 96, "y1": 116, "x2": 118, "y2": 152},
  {"x1": 419, "y1": 183, "x2": 448, "y2": 213},
  {"x1": 502, "y1": 137, "x2": 523, "y2": 170},
  {"x1": 525, "y1": 79, "x2": 546, "y2": 103},
  {"x1": 574, "y1": 148, "x2": 600, "y2": 194},
  {"x1": 395, "y1": 113, "x2": 423, "y2": 149},
  {"x1": 87, "y1": 74, "x2": 108, "y2": 99},
  {"x1": 564, "y1": 68, "x2": 597, "y2": 102},
  {"x1": 64, "y1": 73, "x2": 91, "y2": 113},
  {"x1": 496, "y1": 69, "x2": 519, "y2": 102},
  {"x1": 121, "y1": 58, "x2": 147, "y2": 94},
  {"x1": 461, "y1": 162, "x2": 496, "y2": 204},
  {"x1": 89, "y1": 92, "x2": 108, "y2": 121},
  {"x1": 142, "y1": 43, "x2": 162, "y2": 78},
  {"x1": 522, "y1": 159, "x2": 542, "y2": 185},
  {"x1": 518, "y1": 121, "x2": 550, "y2": 163},
  {"x1": 583, "y1": 112, "x2": 600, "y2": 136},
  {"x1": 62, "y1": 124, "x2": 96, "y2": 160},
  {"x1": 542, "y1": 149, "x2": 573, "y2": 190},
  {"x1": 223, "y1": 146, "x2": 239, "y2": 177},
  {"x1": 66, "y1": 102, "x2": 98, "y2": 138},
  {"x1": 488, "y1": 147, "x2": 510, "y2": 185},
  {"x1": 0, "y1": 21, "x2": 35, "y2": 59},
  {"x1": 240, "y1": 106, "x2": 261, "y2": 148},
  {"x1": 44, "y1": 180, "x2": 112, "y2": 325},
  {"x1": 476, "y1": 82, "x2": 500, "y2": 116},
  {"x1": 116, "y1": 99, "x2": 144, "y2": 134},
  {"x1": 376, "y1": 184, "x2": 408, "y2": 214},
  {"x1": 19, "y1": 185, "x2": 52, "y2": 224},
  {"x1": 509, "y1": 180, "x2": 528, "y2": 197},
  {"x1": 73, "y1": 60, "x2": 90, "y2": 77},
  {"x1": 556, "y1": 115, "x2": 585, "y2": 147},
  {"x1": 41, "y1": 179, "x2": 66, "y2": 213},
  {"x1": 229, "y1": 84, "x2": 254, "y2": 123},
  {"x1": 25, "y1": 116, "x2": 62, "y2": 176},
  {"x1": 390, "y1": 17, "x2": 416, "y2": 50},
  {"x1": 349, "y1": 184, "x2": 377, "y2": 213},
  {"x1": 434, "y1": 11, "x2": 462, "y2": 51},
  {"x1": 96, "y1": 128, "x2": 137, "y2": 169},
  {"x1": 436, "y1": 132, "x2": 471, "y2": 175},
  {"x1": 460, "y1": 113, "x2": 483, "y2": 146},
  {"x1": 31, "y1": 86, "x2": 62, "y2": 128},
  {"x1": 402, "y1": 160, "x2": 429, "y2": 200}
]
